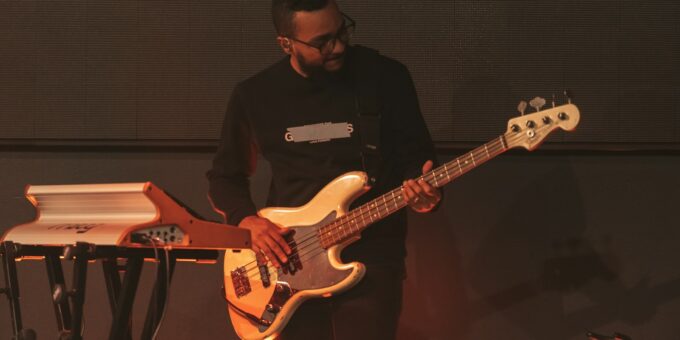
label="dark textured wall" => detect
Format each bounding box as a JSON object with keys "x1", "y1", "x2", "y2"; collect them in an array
[
  {"x1": 1, "y1": 0, "x2": 679, "y2": 145},
  {"x1": 2, "y1": 1, "x2": 679, "y2": 338},
  {"x1": 1, "y1": 149, "x2": 679, "y2": 339}
]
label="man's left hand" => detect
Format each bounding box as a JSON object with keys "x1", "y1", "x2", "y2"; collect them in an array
[{"x1": 402, "y1": 160, "x2": 442, "y2": 213}]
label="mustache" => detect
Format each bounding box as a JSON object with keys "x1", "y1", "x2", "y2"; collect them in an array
[{"x1": 324, "y1": 52, "x2": 345, "y2": 62}]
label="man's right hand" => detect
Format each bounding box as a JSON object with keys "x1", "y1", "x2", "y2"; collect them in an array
[{"x1": 238, "y1": 215, "x2": 291, "y2": 268}]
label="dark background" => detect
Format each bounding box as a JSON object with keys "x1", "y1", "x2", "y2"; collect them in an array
[
  {"x1": 2, "y1": 0, "x2": 680, "y2": 339},
  {"x1": 1, "y1": 0, "x2": 678, "y2": 145}
]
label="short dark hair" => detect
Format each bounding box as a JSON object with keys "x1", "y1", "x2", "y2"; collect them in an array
[{"x1": 271, "y1": 0, "x2": 330, "y2": 36}]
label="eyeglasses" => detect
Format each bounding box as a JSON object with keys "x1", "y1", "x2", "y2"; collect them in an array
[{"x1": 285, "y1": 12, "x2": 356, "y2": 56}]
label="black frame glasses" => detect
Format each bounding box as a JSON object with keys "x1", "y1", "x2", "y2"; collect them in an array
[{"x1": 285, "y1": 12, "x2": 356, "y2": 55}]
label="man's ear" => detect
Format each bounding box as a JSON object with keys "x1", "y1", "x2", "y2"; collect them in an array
[{"x1": 277, "y1": 36, "x2": 292, "y2": 54}]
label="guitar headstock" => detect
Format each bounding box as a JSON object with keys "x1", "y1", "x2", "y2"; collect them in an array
[{"x1": 505, "y1": 103, "x2": 580, "y2": 150}]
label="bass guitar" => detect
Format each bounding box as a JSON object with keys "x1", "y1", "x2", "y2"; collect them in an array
[{"x1": 223, "y1": 100, "x2": 580, "y2": 339}]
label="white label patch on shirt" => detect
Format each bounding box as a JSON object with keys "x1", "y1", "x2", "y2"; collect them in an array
[{"x1": 285, "y1": 122, "x2": 354, "y2": 144}]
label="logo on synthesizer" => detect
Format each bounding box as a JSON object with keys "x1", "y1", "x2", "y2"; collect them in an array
[{"x1": 47, "y1": 223, "x2": 103, "y2": 234}]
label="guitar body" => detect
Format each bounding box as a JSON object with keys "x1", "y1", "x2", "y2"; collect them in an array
[{"x1": 223, "y1": 171, "x2": 371, "y2": 340}]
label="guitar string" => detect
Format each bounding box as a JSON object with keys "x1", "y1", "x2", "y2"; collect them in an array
[
  {"x1": 234, "y1": 130, "x2": 528, "y2": 278},
  {"x1": 234, "y1": 141, "x2": 502, "y2": 279},
  {"x1": 237, "y1": 127, "x2": 547, "y2": 280},
  {"x1": 234, "y1": 131, "x2": 522, "y2": 279},
  {"x1": 234, "y1": 125, "x2": 551, "y2": 279},
  {"x1": 234, "y1": 134, "x2": 513, "y2": 277},
  {"x1": 316, "y1": 137, "x2": 505, "y2": 243},
  {"x1": 315, "y1": 125, "x2": 553, "y2": 246}
]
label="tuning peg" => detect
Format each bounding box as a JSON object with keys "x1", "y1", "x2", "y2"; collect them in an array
[
  {"x1": 517, "y1": 101, "x2": 528, "y2": 116},
  {"x1": 529, "y1": 96, "x2": 546, "y2": 112},
  {"x1": 564, "y1": 89, "x2": 574, "y2": 104},
  {"x1": 552, "y1": 93, "x2": 556, "y2": 108}
]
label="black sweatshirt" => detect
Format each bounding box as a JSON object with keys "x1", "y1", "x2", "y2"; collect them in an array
[{"x1": 207, "y1": 45, "x2": 436, "y2": 263}]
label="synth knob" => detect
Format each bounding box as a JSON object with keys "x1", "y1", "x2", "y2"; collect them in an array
[
  {"x1": 558, "y1": 112, "x2": 568, "y2": 120},
  {"x1": 526, "y1": 120, "x2": 535, "y2": 128}
]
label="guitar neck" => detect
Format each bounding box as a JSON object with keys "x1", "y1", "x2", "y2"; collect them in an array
[{"x1": 318, "y1": 135, "x2": 509, "y2": 248}]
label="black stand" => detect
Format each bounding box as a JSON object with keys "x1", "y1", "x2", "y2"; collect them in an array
[
  {"x1": 1, "y1": 241, "x2": 218, "y2": 340},
  {"x1": 45, "y1": 252, "x2": 73, "y2": 334},
  {"x1": 140, "y1": 249, "x2": 175, "y2": 340},
  {"x1": 1, "y1": 241, "x2": 36, "y2": 340}
]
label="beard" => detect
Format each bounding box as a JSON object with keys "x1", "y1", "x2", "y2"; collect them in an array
[{"x1": 295, "y1": 50, "x2": 346, "y2": 81}]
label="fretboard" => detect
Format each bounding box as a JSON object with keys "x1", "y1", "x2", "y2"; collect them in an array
[{"x1": 318, "y1": 135, "x2": 509, "y2": 248}]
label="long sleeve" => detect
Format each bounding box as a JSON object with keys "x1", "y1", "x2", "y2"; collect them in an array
[
  {"x1": 384, "y1": 62, "x2": 437, "y2": 180},
  {"x1": 206, "y1": 85, "x2": 258, "y2": 226},
  {"x1": 384, "y1": 61, "x2": 444, "y2": 211}
]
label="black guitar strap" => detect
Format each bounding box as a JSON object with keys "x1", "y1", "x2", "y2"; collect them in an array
[{"x1": 352, "y1": 45, "x2": 382, "y2": 185}]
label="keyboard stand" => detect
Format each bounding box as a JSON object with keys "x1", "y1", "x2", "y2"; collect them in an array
[{"x1": 1, "y1": 241, "x2": 220, "y2": 340}]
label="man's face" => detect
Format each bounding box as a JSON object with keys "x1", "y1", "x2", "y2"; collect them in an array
[{"x1": 286, "y1": 3, "x2": 348, "y2": 77}]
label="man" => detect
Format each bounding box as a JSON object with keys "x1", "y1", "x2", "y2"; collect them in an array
[{"x1": 207, "y1": 0, "x2": 441, "y2": 338}]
